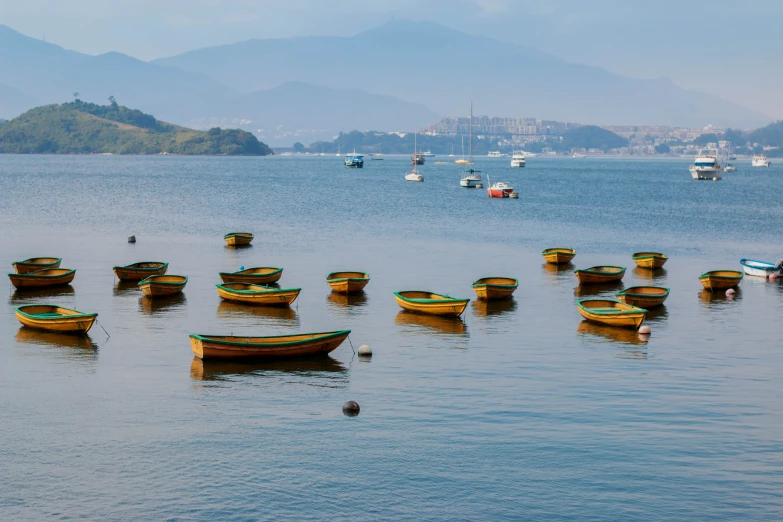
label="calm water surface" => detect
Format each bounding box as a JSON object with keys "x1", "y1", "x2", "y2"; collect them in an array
[{"x1": 1, "y1": 155, "x2": 782, "y2": 520}]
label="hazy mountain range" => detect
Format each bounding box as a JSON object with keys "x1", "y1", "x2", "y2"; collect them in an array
[{"x1": 0, "y1": 21, "x2": 772, "y2": 142}]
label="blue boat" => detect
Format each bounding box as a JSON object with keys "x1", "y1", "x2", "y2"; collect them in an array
[
  {"x1": 344, "y1": 151, "x2": 364, "y2": 168},
  {"x1": 739, "y1": 258, "x2": 782, "y2": 278}
]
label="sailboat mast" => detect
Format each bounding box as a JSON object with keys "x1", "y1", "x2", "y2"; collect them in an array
[{"x1": 469, "y1": 102, "x2": 473, "y2": 163}]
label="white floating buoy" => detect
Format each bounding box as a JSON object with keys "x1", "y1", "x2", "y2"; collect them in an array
[
  {"x1": 726, "y1": 288, "x2": 736, "y2": 297},
  {"x1": 476, "y1": 184, "x2": 483, "y2": 188},
  {"x1": 358, "y1": 344, "x2": 372, "y2": 356},
  {"x1": 128, "y1": 235, "x2": 136, "y2": 243},
  {"x1": 769, "y1": 273, "x2": 778, "y2": 281},
  {"x1": 638, "y1": 325, "x2": 651, "y2": 335}
]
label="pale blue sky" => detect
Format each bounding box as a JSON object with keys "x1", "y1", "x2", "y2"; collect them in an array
[{"x1": 2, "y1": 0, "x2": 781, "y2": 117}]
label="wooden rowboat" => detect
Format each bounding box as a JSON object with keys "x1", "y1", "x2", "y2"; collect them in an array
[
  {"x1": 575, "y1": 266, "x2": 626, "y2": 285},
  {"x1": 326, "y1": 271, "x2": 370, "y2": 294},
  {"x1": 113, "y1": 262, "x2": 168, "y2": 281},
  {"x1": 224, "y1": 232, "x2": 254, "y2": 246},
  {"x1": 542, "y1": 248, "x2": 576, "y2": 264},
  {"x1": 138, "y1": 275, "x2": 188, "y2": 297},
  {"x1": 394, "y1": 291, "x2": 470, "y2": 317},
  {"x1": 189, "y1": 330, "x2": 351, "y2": 360},
  {"x1": 9, "y1": 268, "x2": 76, "y2": 289},
  {"x1": 699, "y1": 270, "x2": 743, "y2": 291},
  {"x1": 219, "y1": 266, "x2": 283, "y2": 285},
  {"x1": 14, "y1": 304, "x2": 97, "y2": 334},
  {"x1": 216, "y1": 283, "x2": 301, "y2": 306},
  {"x1": 739, "y1": 258, "x2": 781, "y2": 278},
  {"x1": 472, "y1": 277, "x2": 518, "y2": 300},
  {"x1": 616, "y1": 286, "x2": 669, "y2": 308},
  {"x1": 632, "y1": 252, "x2": 668, "y2": 269},
  {"x1": 576, "y1": 299, "x2": 647, "y2": 329},
  {"x1": 12, "y1": 257, "x2": 62, "y2": 274}
]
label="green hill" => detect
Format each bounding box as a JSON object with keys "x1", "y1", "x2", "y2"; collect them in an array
[
  {"x1": 560, "y1": 125, "x2": 628, "y2": 151},
  {"x1": 0, "y1": 101, "x2": 272, "y2": 155}
]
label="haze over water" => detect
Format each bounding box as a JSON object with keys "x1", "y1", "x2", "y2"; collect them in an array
[{"x1": 2, "y1": 155, "x2": 782, "y2": 520}]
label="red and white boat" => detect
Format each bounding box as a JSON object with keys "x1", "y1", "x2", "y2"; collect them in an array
[{"x1": 487, "y1": 181, "x2": 515, "y2": 198}]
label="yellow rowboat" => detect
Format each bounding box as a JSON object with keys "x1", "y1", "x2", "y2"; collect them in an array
[
  {"x1": 9, "y1": 268, "x2": 76, "y2": 289},
  {"x1": 14, "y1": 304, "x2": 97, "y2": 334},
  {"x1": 632, "y1": 252, "x2": 668, "y2": 269},
  {"x1": 394, "y1": 291, "x2": 470, "y2": 317},
  {"x1": 326, "y1": 271, "x2": 370, "y2": 294},
  {"x1": 216, "y1": 283, "x2": 301, "y2": 306},
  {"x1": 219, "y1": 266, "x2": 283, "y2": 285},
  {"x1": 575, "y1": 266, "x2": 626, "y2": 285},
  {"x1": 12, "y1": 257, "x2": 62, "y2": 274},
  {"x1": 576, "y1": 299, "x2": 647, "y2": 329},
  {"x1": 542, "y1": 248, "x2": 576, "y2": 264},
  {"x1": 471, "y1": 277, "x2": 518, "y2": 300},
  {"x1": 616, "y1": 286, "x2": 669, "y2": 308},
  {"x1": 113, "y1": 262, "x2": 168, "y2": 281},
  {"x1": 699, "y1": 270, "x2": 743, "y2": 291},
  {"x1": 224, "y1": 232, "x2": 254, "y2": 246},
  {"x1": 138, "y1": 275, "x2": 188, "y2": 297},
  {"x1": 189, "y1": 330, "x2": 351, "y2": 360}
]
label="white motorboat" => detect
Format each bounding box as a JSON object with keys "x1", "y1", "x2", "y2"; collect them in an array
[
  {"x1": 752, "y1": 155, "x2": 770, "y2": 167},
  {"x1": 487, "y1": 151, "x2": 505, "y2": 158},
  {"x1": 689, "y1": 148, "x2": 722, "y2": 180},
  {"x1": 510, "y1": 151, "x2": 526, "y2": 167},
  {"x1": 344, "y1": 151, "x2": 364, "y2": 168},
  {"x1": 421, "y1": 150, "x2": 435, "y2": 158},
  {"x1": 405, "y1": 167, "x2": 424, "y2": 182},
  {"x1": 724, "y1": 164, "x2": 737, "y2": 172},
  {"x1": 487, "y1": 181, "x2": 515, "y2": 198}
]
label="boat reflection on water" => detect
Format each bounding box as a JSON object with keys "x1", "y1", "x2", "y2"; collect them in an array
[
  {"x1": 472, "y1": 298, "x2": 517, "y2": 318},
  {"x1": 224, "y1": 243, "x2": 254, "y2": 250},
  {"x1": 644, "y1": 305, "x2": 668, "y2": 323},
  {"x1": 139, "y1": 293, "x2": 187, "y2": 315},
  {"x1": 395, "y1": 311, "x2": 468, "y2": 337},
  {"x1": 633, "y1": 267, "x2": 667, "y2": 283},
  {"x1": 216, "y1": 300, "x2": 299, "y2": 326},
  {"x1": 190, "y1": 356, "x2": 346, "y2": 384},
  {"x1": 326, "y1": 291, "x2": 369, "y2": 314},
  {"x1": 577, "y1": 321, "x2": 648, "y2": 358},
  {"x1": 10, "y1": 285, "x2": 75, "y2": 302},
  {"x1": 113, "y1": 280, "x2": 140, "y2": 296},
  {"x1": 542, "y1": 262, "x2": 574, "y2": 282},
  {"x1": 699, "y1": 288, "x2": 742, "y2": 309},
  {"x1": 15, "y1": 327, "x2": 98, "y2": 357},
  {"x1": 574, "y1": 281, "x2": 624, "y2": 297}
]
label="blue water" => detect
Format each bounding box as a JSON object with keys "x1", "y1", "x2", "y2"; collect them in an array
[{"x1": 1, "y1": 155, "x2": 782, "y2": 520}]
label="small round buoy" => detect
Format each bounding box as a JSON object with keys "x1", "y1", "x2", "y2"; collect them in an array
[
  {"x1": 769, "y1": 273, "x2": 778, "y2": 281},
  {"x1": 358, "y1": 344, "x2": 372, "y2": 356},
  {"x1": 726, "y1": 288, "x2": 736, "y2": 297},
  {"x1": 128, "y1": 235, "x2": 136, "y2": 243},
  {"x1": 342, "y1": 401, "x2": 360, "y2": 416},
  {"x1": 713, "y1": 177, "x2": 719, "y2": 181},
  {"x1": 238, "y1": 265, "x2": 245, "y2": 271},
  {"x1": 509, "y1": 192, "x2": 519, "y2": 199},
  {"x1": 638, "y1": 325, "x2": 651, "y2": 335},
  {"x1": 476, "y1": 184, "x2": 483, "y2": 188}
]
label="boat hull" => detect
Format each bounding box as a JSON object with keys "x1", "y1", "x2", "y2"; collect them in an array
[
  {"x1": 113, "y1": 263, "x2": 168, "y2": 281},
  {"x1": 224, "y1": 233, "x2": 254, "y2": 246},
  {"x1": 472, "y1": 277, "x2": 518, "y2": 300},
  {"x1": 189, "y1": 330, "x2": 350, "y2": 360},
  {"x1": 9, "y1": 269, "x2": 76, "y2": 289},
  {"x1": 575, "y1": 267, "x2": 626, "y2": 284},
  {"x1": 487, "y1": 189, "x2": 513, "y2": 198},
  {"x1": 510, "y1": 160, "x2": 525, "y2": 167},
  {"x1": 632, "y1": 252, "x2": 668, "y2": 269},
  {"x1": 616, "y1": 286, "x2": 669, "y2": 308},
  {"x1": 699, "y1": 271, "x2": 743, "y2": 290},
  {"x1": 14, "y1": 305, "x2": 97, "y2": 334},
  {"x1": 326, "y1": 272, "x2": 370, "y2": 294},
  {"x1": 219, "y1": 267, "x2": 283, "y2": 285},
  {"x1": 690, "y1": 167, "x2": 722, "y2": 180},
  {"x1": 577, "y1": 300, "x2": 646, "y2": 329},
  {"x1": 12, "y1": 257, "x2": 62, "y2": 274},
  {"x1": 216, "y1": 284, "x2": 300, "y2": 306},
  {"x1": 740, "y1": 258, "x2": 780, "y2": 277},
  {"x1": 139, "y1": 275, "x2": 187, "y2": 297},
  {"x1": 394, "y1": 291, "x2": 470, "y2": 317},
  {"x1": 542, "y1": 248, "x2": 576, "y2": 264}
]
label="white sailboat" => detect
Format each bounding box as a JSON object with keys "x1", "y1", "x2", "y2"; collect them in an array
[
  {"x1": 406, "y1": 117, "x2": 424, "y2": 182},
  {"x1": 460, "y1": 103, "x2": 482, "y2": 188}
]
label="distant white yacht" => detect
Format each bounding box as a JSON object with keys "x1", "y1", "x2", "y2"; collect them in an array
[
  {"x1": 752, "y1": 154, "x2": 771, "y2": 167},
  {"x1": 421, "y1": 150, "x2": 435, "y2": 158},
  {"x1": 487, "y1": 151, "x2": 505, "y2": 158},
  {"x1": 689, "y1": 148, "x2": 722, "y2": 180},
  {"x1": 510, "y1": 151, "x2": 526, "y2": 167}
]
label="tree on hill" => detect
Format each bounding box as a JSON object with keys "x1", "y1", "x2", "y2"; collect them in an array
[
  {"x1": 693, "y1": 133, "x2": 720, "y2": 146},
  {"x1": 560, "y1": 125, "x2": 628, "y2": 151}
]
